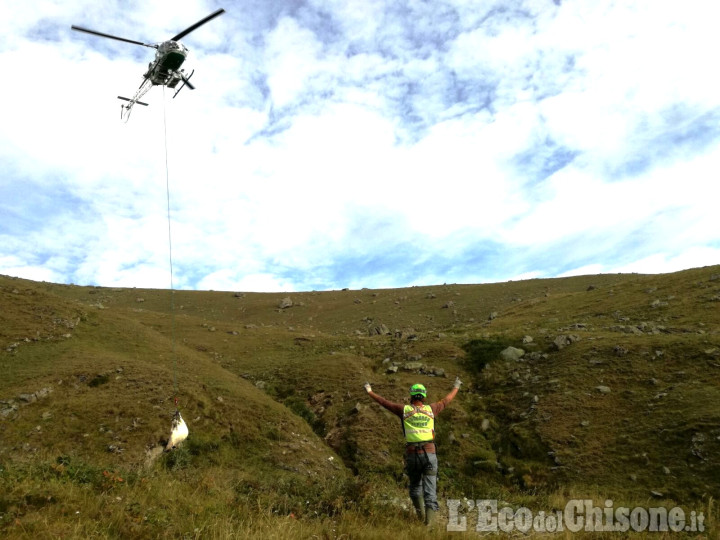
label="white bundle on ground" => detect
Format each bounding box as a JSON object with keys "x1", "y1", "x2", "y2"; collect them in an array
[{"x1": 165, "y1": 410, "x2": 189, "y2": 451}]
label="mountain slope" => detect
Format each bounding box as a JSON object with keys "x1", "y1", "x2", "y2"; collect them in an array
[{"x1": 1, "y1": 266, "x2": 719, "y2": 537}]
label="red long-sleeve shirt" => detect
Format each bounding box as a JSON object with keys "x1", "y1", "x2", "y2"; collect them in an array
[{"x1": 367, "y1": 387, "x2": 458, "y2": 453}]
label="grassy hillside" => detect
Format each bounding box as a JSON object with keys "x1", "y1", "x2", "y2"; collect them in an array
[{"x1": 1, "y1": 266, "x2": 719, "y2": 538}]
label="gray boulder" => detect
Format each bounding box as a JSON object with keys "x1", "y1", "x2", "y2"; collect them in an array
[
  {"x1": 552, "y1": 334, "x2": 580, "y2": 350},
  {"x1": 402, "y1": 362, "x2": 424, "y2": 371},
  {"x1": 500, "y1": 347, "x2": 525, "y2": 361}
]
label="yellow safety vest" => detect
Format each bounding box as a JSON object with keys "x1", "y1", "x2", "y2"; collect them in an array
[{"x1": 403, "y1": 404, "x2": 435, "y2": 443}]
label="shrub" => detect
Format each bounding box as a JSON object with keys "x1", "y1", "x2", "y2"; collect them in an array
[{"x1": 461, "y1": 338, "x2": 515, "y2": 372}]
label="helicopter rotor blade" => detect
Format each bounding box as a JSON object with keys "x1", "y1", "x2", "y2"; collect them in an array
[
  {"x1": 71, "y1": 26, "x2": 157, "y2": 48},
  {"x1": 170, "y1": 8, "x2": 225, "y2": 42}
]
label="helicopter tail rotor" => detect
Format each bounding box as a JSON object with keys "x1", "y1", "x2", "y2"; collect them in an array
[
  {"x1": 173, "y1": 70, "x2": 195, "y2": 98},
  {"x1": 118, "y1": 96, "x2": 149, "y2": 106}
]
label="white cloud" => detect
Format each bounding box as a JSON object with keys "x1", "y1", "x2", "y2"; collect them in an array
[
  {"x1": 557, "y1": 264, "x2": 605, "y2": 278},
  {"x1": 1, "y1": 1, "x2": 718, "y2": 291},
  {"x1": 0, "y1": 255, "x2": 59, "y2": 283},
  {"x1": 197, "y1": 270, "x2": 297, "y2": 293},
  {"x1": 611, "y1": 248, "x2": 720, "y2": 276}
]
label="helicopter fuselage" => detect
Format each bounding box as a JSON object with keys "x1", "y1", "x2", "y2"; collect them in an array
[{"x1": 145, "y1": 41, "x2": 189, "y2": 88}]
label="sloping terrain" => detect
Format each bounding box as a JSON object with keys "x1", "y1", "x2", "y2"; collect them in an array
[{"x1": 1, "y1": 265, "x2": 719, "y2": 538}]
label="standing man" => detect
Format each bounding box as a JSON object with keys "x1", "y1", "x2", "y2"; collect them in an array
[{"x1": 364, "y1": 377, "x2": 462, "y2": 526}]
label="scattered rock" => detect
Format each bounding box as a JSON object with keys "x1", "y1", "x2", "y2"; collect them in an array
[
  {"x1": 615, "y1": 325, "x2": 643, "y2": 335},
  {"x1": 586, "y1": 285, "x2": 597, "y2": 291},
  {"x1": 580, "y1": 420, "x2": 590, "y2": 427},
  {"x1": 368, "y1": 324, "x2": 390, "y2": 336},
  {"x1": 500, "y1": 346, "x2": 525, "y2": 361},
  {"x1": 144, "y1": 445, "x2": 164, "y2": 467},
  {"x1": 481, "y1": 418, "x2": 491, "y2": 431},
  {"x1": 522, "y1": 335, "x2": 534, "y2": 344},
  {"x1": 662, "y1": 466, "x2": 671, "y2": 475},
  {"x1": 427, "y1": 367, "x2": 446, "y2": 377},
  {"x1": 278, "y1": 297, "x2": 293, "y2": 309},
  {"x1": 1, "y1": 402, "x2": 18, "y2": 417},
  {"x1": 553, "y1": 334, "x2": 580, "y2": 350},
  {"x1": 525, "y1": 352, "x2": 549, "y2": 361},
  {"x1": 35, "y1": 386, "x2": 52, "y2": 399},
  {"x1": 442, "y1": 301, "x2": 455, "y2": 309},
  {"x1": 488, "y1": 312, "x2": 498, "y2": 320},
  {"x1": 595, "y1": 385, "x2": 611, "y2": 394},
  {"x1": 386, "y1": 366, "x2": 398, "y2": 374},
  {"x1": 402, "y1": 362, "x2": 424, "y2": 371},
  {"x1": 650, "y1": 491, "x2": 664, "y2": 499},
  {"x1": 613, "y1": 345, "x2": 628, "y2": 357}
]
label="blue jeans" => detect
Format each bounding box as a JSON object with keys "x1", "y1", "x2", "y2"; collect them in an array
[{"x1": 405, "y1": 450, "x2": 439, "y2": 510}]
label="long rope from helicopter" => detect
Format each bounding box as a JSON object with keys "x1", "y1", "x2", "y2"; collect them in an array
[{"x1": 162, "y1": 84, "x2": 179, "y2": 407}]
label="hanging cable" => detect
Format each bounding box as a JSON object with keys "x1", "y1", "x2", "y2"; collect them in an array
[{"x1": 162, "y1": 84, "x2": 179, "y2": 406}]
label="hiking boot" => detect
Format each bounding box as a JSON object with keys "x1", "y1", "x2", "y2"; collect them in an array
[
  {"x1": 411, "y1": 497, "x2": 425, "y2": 521},
  {"x1": 425, "y1": 507, "x2": 437, "y2": 527}
]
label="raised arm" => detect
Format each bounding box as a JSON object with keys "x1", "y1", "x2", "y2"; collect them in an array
[
  {"x1": 431, "y1": 377, "x2": 463, "y2": 415},
  {"x1": 364, "y1": 382, "x2": 404, "y2": 416}
]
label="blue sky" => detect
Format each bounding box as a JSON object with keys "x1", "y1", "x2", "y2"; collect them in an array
[{"x1": 1, "y1": 0, "x2": 718, "y2": 292}]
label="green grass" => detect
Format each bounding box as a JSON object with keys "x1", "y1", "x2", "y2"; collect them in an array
[{"x1": 1, "y1": 265, "x2": 719, "y2": 537}]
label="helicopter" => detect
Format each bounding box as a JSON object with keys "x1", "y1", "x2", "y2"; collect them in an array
[{"x1": 71, "y1": 8, "x2": 225, "y2": 121}]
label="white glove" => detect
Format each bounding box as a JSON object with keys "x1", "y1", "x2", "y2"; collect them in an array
[
  {"x1": 453, "y1": 377, "x2": 463, "y2": 389},
  {"x1": 364, "y1": 382, "x2": 372, "y2": 393}
]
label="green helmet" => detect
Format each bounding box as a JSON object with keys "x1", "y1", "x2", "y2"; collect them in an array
[{"x1": 410, "y1": 383, "x2": 427, "y2": 398}]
